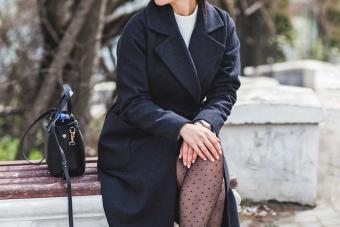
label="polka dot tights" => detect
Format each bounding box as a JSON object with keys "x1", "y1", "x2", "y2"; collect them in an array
[{"x1": 176, "y1": 154, "x2": 225, "y2": 227}]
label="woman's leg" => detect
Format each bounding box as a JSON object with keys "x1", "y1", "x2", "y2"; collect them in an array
[
  {"x1": 176, "y1": 155, "x2": 224, "y2": 227},
  {"x1": 207, "y1": 178, "x2": 225, "y2": 227}
]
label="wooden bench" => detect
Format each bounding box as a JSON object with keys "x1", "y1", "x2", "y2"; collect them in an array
[
  {"x1": 0, "y1": 157, "x2": 100, "y2": 199},
  {"x1": 0, "y1": 157, "x2": 108, "y2": 227},
  {"x1": 0, "y1": 157, "x2": 233, "y2": 227}
]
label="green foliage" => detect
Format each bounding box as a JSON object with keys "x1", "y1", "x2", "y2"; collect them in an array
[
  {"x1": 325, "y1": 8, "x2": 340, "y2": 48},
  {"x1": 28, "y1": 148, "x2": 44, "y2": 160},
  {"x1": 0, "y1": 136, "x2": 19, "y2": 161},
  {"x1": 317, "y1": 1, "x2": 340, "y2": 60},
  {"x1": 274, "y1": 12, "x2": 294, "y2": 45},
  {"x1": 232, "y1": 0, "x2": 294, "y2": 67},
  {"x1": 326, "y1": 8, "x2": 340, "y2": 24},
  {"x1": 0, "y1": 135, "x2": 44, "y2": 161},
  {"x1": 274, "y1": 10, "x2": 295, "y2": 63},
  {"x1": 272, "y1": 0, "x2": 294, "y2": 63}
]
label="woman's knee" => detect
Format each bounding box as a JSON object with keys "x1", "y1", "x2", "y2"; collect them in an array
[{"x1": 195, "y1": 155, "x2": 224, "y2": 176}]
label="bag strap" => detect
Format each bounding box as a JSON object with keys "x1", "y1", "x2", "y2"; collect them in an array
[
  {"x1": 55, "y1": 84, "x2": 72, "y2": 114},
  {"x1": 20, "y1": 108, "x2": 57, "y2": 165},
  {"x1": 47, "y1": 85, "x2": 75, "y2": 227},
  {"x1": 20, "y1": 83, "x2": 75, "y2": 227},
  {"x1": 48, "y1": 84, "x2": 75, "y2": 227},
  {"x1": 49, "y1": 115, "x2": 74, "y2": 227},
  {"x1": 20, "y1": 83, "x2": 73, "y2": 163}
]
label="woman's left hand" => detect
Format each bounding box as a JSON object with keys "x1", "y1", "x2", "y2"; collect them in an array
[
  {"x1": 178, "y1": 141, "x2": 197, "y2": 168},
  {"x1": 179, "y1": 121, "x2": 217, "y2": 168}
]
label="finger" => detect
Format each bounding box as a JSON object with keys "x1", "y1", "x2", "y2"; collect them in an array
[
  {"x1": 203, "y1": 136, "x2": 220, "y2": 160},
  {"x1": 192, "y1": 150, "x2": 197, "y2": 163},
  {"x1": 212, "y1": 132, "x2": 221, "y2": 142},
  {"x1": 179, "y1": 141, "x2": 187, "y2": 159},
  {"x1": 178, "y1": 146, "x2": 183, "y2": 159},
  {"x1": 208, "y1": 133, "x2": 223, "y2": 155},
  {"x1": 209, "y1": 132, "x2": 222, "y2": 151},
  {"x1": 186, "y1": 147, "x2": 193, "y2": 168},
  {"x1": 183, "y1": 143, "x2": 189, "y2": 167},
  {"x1": 191, "y1": 143, "x2": 207, "y2": 161},
  {"x1": 201, "y1": 146, "x2": 215, "y2": 162},
  {"x1": 198, "y1": 143, "x2": 215, "y2": 162}
]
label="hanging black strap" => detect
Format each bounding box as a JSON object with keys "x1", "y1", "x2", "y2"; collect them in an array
[
  {"x1": 49, "y1": 115, "x2": 74, "y2": 227},
  {"x1": 20, "y1": 84, "x2": 73, "y2": 163},
  {"x1": 20, "y1": 108, "x2": 57, "y2": 164},
  {"x1": 47, "y1": 85, "x2": 74, "y2": 227},
  {"x1": 20, "y1": 83, "x2": 75, "y2": 227},
  {"x1": 55, "y1": 84, "x2": 72, "y2": 114},
  {"x1": 20, "y1": 109, "x2": 74, "y2": 227}
]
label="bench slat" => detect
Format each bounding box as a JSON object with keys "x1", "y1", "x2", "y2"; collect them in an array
[
  {"x1": 0, "y1": 167, "x2": 97, "y2": 179},
  {"x1": 0, "y1": 157, "x2": 98, "y2": 166},
  {"x1": 0, "y1": 174, "x2": 98, "y2": 185},
  {"x1": 0, "y1": 162, "x2": 97, "y2": 172},
  {"x1": 0, "y1": 157, "x2": 101, "y2": 199},
  {"x1": 0, "y1": 182, "x2": 101, "y2": 199}
]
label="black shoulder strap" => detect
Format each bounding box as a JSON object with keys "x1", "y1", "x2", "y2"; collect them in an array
[
  {"x1": 55, "y1": 84, "x2": 72, "y2": 114},
  {"x1": 20, "y1": 83, "x2": 73, "y2": 163},
  {"x1": 49, "y1": 116, "x2": 74, "y2": 227},
  {"x1": 20, "y1": 83, "x2": 75, "y2": 227},
  {"x1": 48, "y1": 84, "x2": 75, "y2": 227},
  {"x1": 20, "y1": 108, "x2": 57, "y2": 164}
]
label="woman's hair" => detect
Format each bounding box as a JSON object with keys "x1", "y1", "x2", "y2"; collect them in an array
[{"x1": 197, "y1": 0, "x2": 207, "y2": 16}]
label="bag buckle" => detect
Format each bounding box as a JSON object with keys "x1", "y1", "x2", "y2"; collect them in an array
[{"x1": 69, "y1": 127, "x2": 76, "y2": 146}]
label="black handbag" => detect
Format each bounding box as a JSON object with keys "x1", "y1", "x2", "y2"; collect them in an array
[{"x1": 20, "y1": 84, "x2": 86, "y2": 227}]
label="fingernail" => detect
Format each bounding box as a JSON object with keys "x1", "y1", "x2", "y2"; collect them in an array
[
  {"x1": 188, "y1": 164, "x2": 191, "y2": 168},
  {"x1": 184, "y1": 162, "x2": 186, "y2": 166},
  {"x1": 216, "y1": 156, "x2": 220, "y2": 160},
  {"x1": 192, "y1": 160, "x2": 195, "y2": 163},
  {"x1": 204, "y1": 158, "x2": 207, "y2": 161},
  {"x1": 211, "y1": 158, "x2": 215, "y2": 162}
]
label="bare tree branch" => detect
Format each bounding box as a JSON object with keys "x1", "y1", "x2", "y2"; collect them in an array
[
  {"x1": 17, "y1": 0, "x2": 95, "y2": 160},
  {"x1": 37, "y1": 0, "x2": 60, "y2": 44},
  {"x1": 27, "y1": 0, "x2": 95, "y2": 119}
]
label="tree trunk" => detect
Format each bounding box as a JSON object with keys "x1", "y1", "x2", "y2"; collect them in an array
[
  {"x1": 65, "y1": 0, "x2": 108, "y2": 146},
  {"x1": 16, "y1": 0, "x2": 95, "y2": 160}
]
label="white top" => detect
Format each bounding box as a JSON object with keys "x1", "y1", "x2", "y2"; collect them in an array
[{"x1": 173, "y1": 3, "x2": 198, "y2": 48}]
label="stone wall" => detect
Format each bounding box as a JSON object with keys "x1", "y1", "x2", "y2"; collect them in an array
[
  {"x1": 243, "y1": 60, "x2": 340, "y2": 203},
  {"x1": 243, "y1": 60, "x2": 339, "y2": 89},
  {"x1": 220, "y1": 85, "x2": 323, "y2": 205}
]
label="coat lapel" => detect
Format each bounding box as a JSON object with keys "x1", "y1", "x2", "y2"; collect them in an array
[{"x1": 146, "y1": 0, "x2": 225, "y2": 104}]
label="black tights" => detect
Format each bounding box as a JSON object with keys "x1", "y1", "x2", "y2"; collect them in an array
[{"x1": 176, "y1": 155, "x2": 225, "y2": 227}]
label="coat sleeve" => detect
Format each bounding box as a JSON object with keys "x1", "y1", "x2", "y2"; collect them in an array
[
  {"x1": 116, "y1": 19, "x2": 192, "y2": 145},
  {"x1": 192, "y1": 13, "x2": 241, "y2": 136}
]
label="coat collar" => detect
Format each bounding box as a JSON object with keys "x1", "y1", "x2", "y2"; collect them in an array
[{"x1": 145, "y1": 0, "x2": 225, "y2": 104}]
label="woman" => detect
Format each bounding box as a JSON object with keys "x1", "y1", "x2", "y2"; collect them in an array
[{"x1": 97, "y1": 0, "x2": 241, "y2": 226}]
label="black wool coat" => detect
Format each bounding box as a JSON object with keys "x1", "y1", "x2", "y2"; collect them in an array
[{"x1": 97, "y1": 0, "x2": 241, "y2": 226}]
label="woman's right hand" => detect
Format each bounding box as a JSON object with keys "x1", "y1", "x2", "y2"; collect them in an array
[{"x1": 179, "y1": 123, "x2": 222, "y2": 163}]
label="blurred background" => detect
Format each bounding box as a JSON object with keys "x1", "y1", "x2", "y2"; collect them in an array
[{"x1": 0, "y1": 0, "x2": 339, "y2": 226}]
